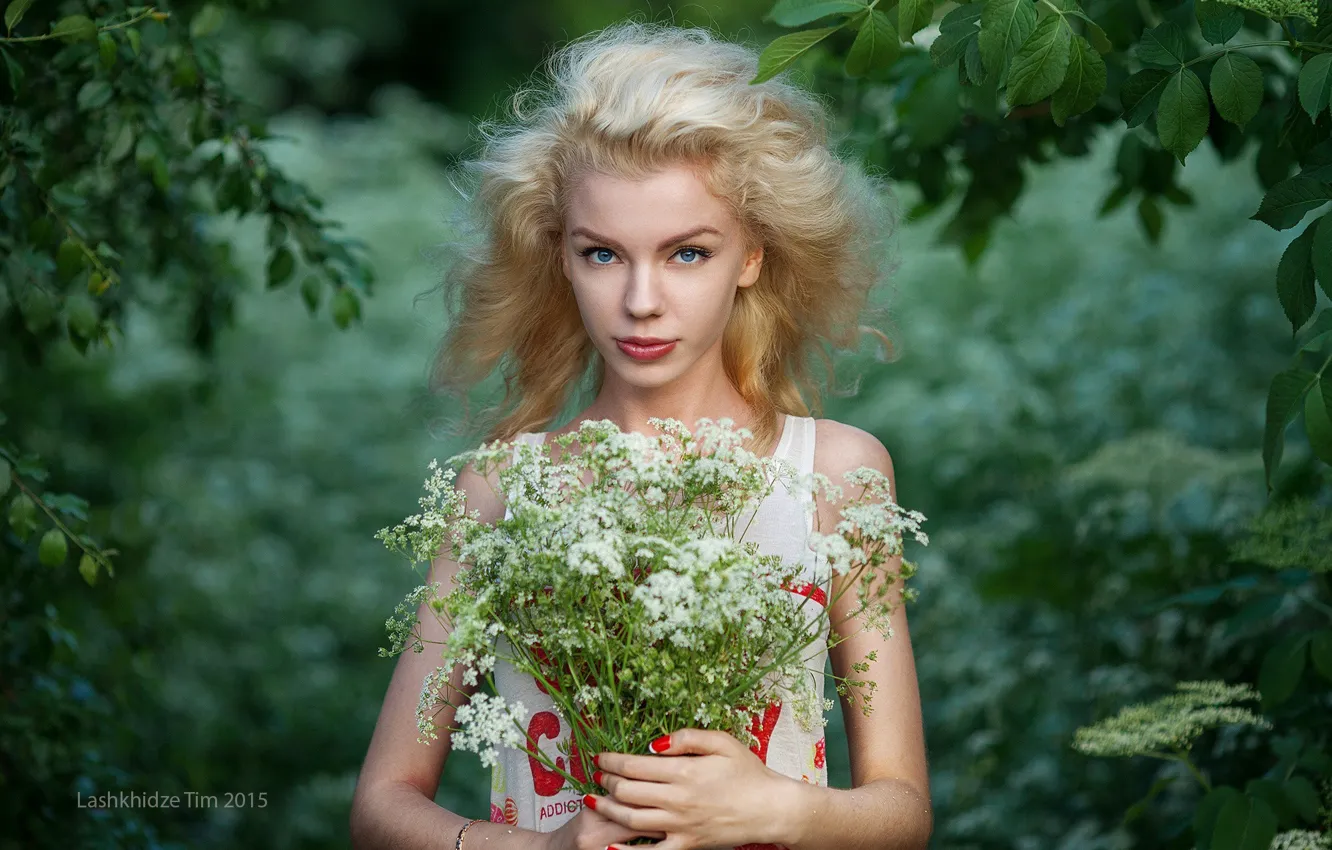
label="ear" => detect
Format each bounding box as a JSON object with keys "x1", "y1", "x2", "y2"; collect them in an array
[{"x1": 737, "y1": 243, "x2": 763, "y2": 289}]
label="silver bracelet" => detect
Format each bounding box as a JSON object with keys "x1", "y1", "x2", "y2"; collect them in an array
[{"x1": 454, "y1": 818, "x2": 485, "y2": 850}]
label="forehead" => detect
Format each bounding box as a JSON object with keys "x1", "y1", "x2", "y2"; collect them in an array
[{"x1": 564, "y1": 164, "x2": 735, "y2": 235}]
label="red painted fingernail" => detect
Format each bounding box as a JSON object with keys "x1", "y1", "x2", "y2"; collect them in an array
[
  {"x1": 592, "y1": 754, "x2": 600, "y2": 768},
  {"x1": 649, "y1": 734, "x2": 671, "y2": 753},
  {"x1": 593, "y1": 770, "x2": 605, "y2": 785},
  {"x1": 582, "y1": 793, "x2": 597, "y2": 810}
]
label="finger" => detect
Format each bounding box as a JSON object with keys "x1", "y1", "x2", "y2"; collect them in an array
[
  {"x1": 582, "y1": 792, "x2": 670, "y2": 834},
  {"x1": 649, "y1": 727, "x2": 738, "y2": 757},
  {"x1": 595, "y1": 752, "x2": 688, "y2": 782},
  {"x1": 595, "y1": 770, "x2": 680, "y2": 809}
]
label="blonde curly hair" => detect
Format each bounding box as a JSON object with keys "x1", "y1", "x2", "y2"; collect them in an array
[{"x1": 430, "y1": 19, "x2": 899, "y2": 454}]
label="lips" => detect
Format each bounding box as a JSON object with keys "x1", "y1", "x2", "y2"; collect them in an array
[{"x1": 615, "y1": 339, "x2": 676, "y2": 361}]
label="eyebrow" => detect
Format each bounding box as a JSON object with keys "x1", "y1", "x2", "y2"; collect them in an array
[{"x1": 568, "y1": 225, "x2": 724, "y2": 252}]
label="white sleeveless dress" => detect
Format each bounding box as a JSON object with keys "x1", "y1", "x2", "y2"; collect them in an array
[{"x1": 485, "y1": 414, "x2": 830, "y2": 849}]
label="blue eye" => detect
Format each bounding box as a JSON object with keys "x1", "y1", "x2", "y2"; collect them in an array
[
  {"x1": 675, "y1": 247, "x2": 712, "y2": 264},
  {"x1": 590, "y1": 248, "x2": 615, "y2": 264}
]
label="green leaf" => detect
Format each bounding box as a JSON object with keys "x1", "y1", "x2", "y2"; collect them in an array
[
  {"x1": 4, "y1": 0, "x2": 34, "y2": 34},
  {"x1": 1137, "y1": 195, "x2": 1164, "y2": 242},
  {"x1": 1285, "y1": 775, "x2": 1322, "y2": 822},
  {"x1": 1098, "y1": 182, "x2": 1132, "y2": 215},
  {"x1": 1313, "y1": 214, "x2": 1332, "y2": 300},
  {"x1": 332, "y1": 287, "x2": 361, "y2": 329},
  {"x1": 1244, "y1": 779, "x2": 1295, "y2": 826},
  {"x1": 1299, "y1": 308, "x2": 1332, "y2": 351},
  {"x1": 1051, "y1": 34, "x2": 1105, "y2": 125},
  {"x1": 2, "y1": 46, "x2": 22, "y2": 94},
  {"x1": 1084, "y1": 20, "x2": 1111, "y2": 54},
  {"x1": 1299, "y1": 53, "x2": 1332, "y2": 121},
  {"x1": 1264, "y1": 368, "x2": 1319, "y2": 488},
  {"x1": 189, "y1": 3, "x2": 226, "y2": 38},
  {"x1": 753, "y1": 26, "x2": 841, "y2": 83},
  {"x1": 51, "y1": 14, "x2": 97, "y2": 43},
  {"x1": 1211, "y1": 794, "x2": 1278, "y2": 850},
  {"x1": 266, "y1": 247, "x2": 296, "y2": 289},
  {"x1": 64, "y1": 292, "x2": 99, "y2": 339},
  {"x1": 845, "y1": 9, "x2": 899, "y2": 76},
  {"x1": 1211, "y1": 53, "x2": 1263, "y2": 127},
  {"x1": 978, "y1": 0, "x2": 1037, "y2": 78},
  {"x1": 1005, "y1": 13, "x2": 1071, "y2": 106},
  {"x1": 98, "y1": 32, "x2": 117, "y2": 69},
  {"x1": 1279, "y1": 219, "x2": 1318, "y2": 331},
  {"x1": 1156, "y1": 69, "x2": 1209, "y2": 162},
  {"x1": 300, "y1": 275, "x2": 322, "y2": 313},
  {"x1": 1121, "y1": 68, "x2": 1171, "y2": 128},
  {"x1": 1251, "y1": 176, "x2": 1332, "y2": 230},
  {"x1": 963, "y1": 35, "x2": 987, "y2": 84},
  {"x1": 76, "y1": 79, "x2": 113, "y2": 111},
  {"x1": 1195, "y1": 786, "x2": 1244, "y2": 850},
  {"x1": 765, "y1": 0, "x2": 866, "y2": 27},
  {"x1": 900, "y1": 0, "x2": 933, "y2": 41},
  {"x1": 38, "y1": 527, "x2": 67, "y2": 567},
  {"x1": 0, "y1": 458, "x2": 9, "y2": 498},
  {"x1": 78, "y1": 552, "x2": 98, "y2": 586},
  {"x1": 1305, "y1": 375, "x2": 1332, "y2": 463},
  {"x1": 931, "y1": 5, "x2": 980, "y2": 68},
  {"x1": 56, "y1": 238, "x2": 85, "y2": 281},
  {"x1": 127, "y1": 28, "x2": 141, "y2": 56},
  {"x1": 7, "y1": 492, "x2": 37, "y2": 540},
  {"x1": 1197, "y1": 0, "x2": 1243, "y2": 45},
  {"x1": 1135, "y1": 21, "x2": 1193, "y2": 67},
  {"x1": 1260, "y1": 635, "x2": 1309, "y2": 707},
  {"x1": 106, "y1": 122, "x2": 135, "y2": 164}
]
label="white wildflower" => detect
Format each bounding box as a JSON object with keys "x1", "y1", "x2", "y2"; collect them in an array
[{"x1": 380, "y1": 416, "x2": 928, "y2": 785}]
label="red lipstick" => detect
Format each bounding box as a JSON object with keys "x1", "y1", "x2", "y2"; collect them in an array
[{"x1": 615, "y1": 337, "x2": 677, "y2": 361}]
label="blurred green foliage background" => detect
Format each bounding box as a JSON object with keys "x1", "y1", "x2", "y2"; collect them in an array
[{"x1": 3, "y1": 0, "x2": 1331, "y2": 848}]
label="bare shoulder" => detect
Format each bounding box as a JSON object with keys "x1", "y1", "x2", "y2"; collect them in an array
[
  {"x1": 812, "y1": 418, "x2": 896, "y2": 494},
  {"x1": 450, "y1": 438, "x2": 524, "y2": 526}
]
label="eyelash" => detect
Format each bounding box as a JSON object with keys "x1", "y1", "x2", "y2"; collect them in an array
[{"x1": 576, "y1": 246, "x2": 714, "y2": 265}]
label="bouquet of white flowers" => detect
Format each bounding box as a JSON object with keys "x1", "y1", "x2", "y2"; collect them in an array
[{"x1": 376, "y1": 417, "x2": 926, "y2": 795}]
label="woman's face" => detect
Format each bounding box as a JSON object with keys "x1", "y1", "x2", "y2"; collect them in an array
[{"x1": 561, "y1": 163, "x2": 763, "y2": 391}]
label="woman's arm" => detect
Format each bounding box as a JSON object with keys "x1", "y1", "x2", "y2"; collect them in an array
[
  {"x1": 350, "y1": 462, "x2": 550, "y2": 850},
  {"x1": 780, "y1": 421, "x2": 931, "y2": 850}
]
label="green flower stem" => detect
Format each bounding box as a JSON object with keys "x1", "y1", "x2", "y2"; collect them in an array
[
  {"x1": 0, "y1": 7, "x2": 162, "y2": 44},
  {"x1": 1170, "y1": 751, "x2": 1212, "y2": 792},
  {"x1": 594, "y1": 593, "x2": 629, "y2": 746}
]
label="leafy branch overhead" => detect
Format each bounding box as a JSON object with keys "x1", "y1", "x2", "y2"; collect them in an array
[
  {"x1": 1, "y1": 1, "x2": 373, "y2": 582},
  {"x1": 756, "y1": 0, "x2": 1332, "y2": 490}
]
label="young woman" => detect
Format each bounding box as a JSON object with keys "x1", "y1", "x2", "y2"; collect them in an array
[{"x1": 350, "y1": 21, "x2": 931, "y2": 850}]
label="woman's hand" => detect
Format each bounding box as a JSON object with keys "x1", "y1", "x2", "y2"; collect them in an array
[
  {"x1": 544, "y1": 805, "x2": 667, "y2": 850},
  {"x1": 584, "y1": 728, "x2": 796, "y2": 850}
]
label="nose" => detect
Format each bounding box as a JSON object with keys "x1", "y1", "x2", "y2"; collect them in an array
[{"x1": 623, "y1": 261, "x2": 664, "y2": 319}]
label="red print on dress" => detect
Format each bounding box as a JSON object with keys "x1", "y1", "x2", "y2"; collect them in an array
[
  {"x1": 813, "y1": 737, "x2": 826, "y2": 769},
  {"x1": 530, "y1": 643, "x2": 561, "y2": 697},
  {"x1": 746, "y1": 701, "x2": 782, "y2": 765},
  {"x1": 525, "y1": 711, "x2": 568, "y2": 797}
]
